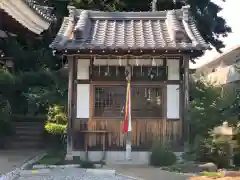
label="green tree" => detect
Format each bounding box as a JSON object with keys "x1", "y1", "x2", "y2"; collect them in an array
[
  {"x1": 188, "y1": 78, "x2": 237, "y2": 142},
  {"x1": 21, "y1": 70, "x2": 68, "y2": 115}
]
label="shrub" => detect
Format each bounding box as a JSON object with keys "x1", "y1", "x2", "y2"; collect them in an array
[
  {"x1": 233, "y1": 151, "x2": 240, "y2": 167},
  {"x1": 47, "y1": 105, "x2": 67, "y2": 125},
  {"x1": 71, "y1": 156, "x2": 96, "y2": 169},
  {"x1": 182, "y1": 141, "x2": 198, "y2": 161},
  {"x1": 0, "y1": 96, "x2": 12, "y2": 138},
  {"x1": 37, "y1": 150, "x2": 65, "y2": 165},
  {"x1": 149, "y1": 141, "x2": 177, "y2": 167},
  {"x1": 45, "y1": 105, "x2": 67, "y2": 134},
  {"x1": 45, "y1": 123, "x2": 67, "y2": 135},
  {"x1": 45, "y1": 105, "x2": 67, "y2": 148},
  {"x1": 80, "y1": 160, "x2": 96, "y2": 169},
  {"x1": 185, "y1": 135, "x2": 230, "y2": 168},
  {"x1": 233, "y1": 123, "x2": 240, "y2": 167}
]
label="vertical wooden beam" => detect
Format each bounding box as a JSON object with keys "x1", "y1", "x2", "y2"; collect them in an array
[
  {"x1": 89, "y1": 57, "x2": 94, "y2": 129},
  {"x1": 89, "y1": 57, "x2": 94, "y2": 81},
  {"x1": 66, "y1": 55, "x2": 76, "y2": 160},
  {"x1": 179, "y1": 56, "x2": 184, "y2": 144},
  {"x1": 183, "y1": 55, "x2": 190, "y2": 143},
  {"x1": 72, "y1": 57, "x2": 78, "y2": 149}
]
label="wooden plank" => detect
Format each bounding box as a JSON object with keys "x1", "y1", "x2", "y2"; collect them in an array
[{"x1": 73, "y1": 119, "x2": 182, "y2": 151}]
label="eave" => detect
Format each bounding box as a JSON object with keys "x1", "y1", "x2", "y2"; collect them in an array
[
  {"x1": 50, "y1": 5, "x2": 209, "y2": 56},
  {"x1": 53, "y1": 48, "x2": 204, "y2": 59},
  {"x1": 0, "y1": 0, "x2": 56, "y2": 35}
]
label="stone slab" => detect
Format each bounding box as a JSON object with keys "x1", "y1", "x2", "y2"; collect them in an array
[{"x1": 0, "y1": 149, "x2": 43, "y2": 174}]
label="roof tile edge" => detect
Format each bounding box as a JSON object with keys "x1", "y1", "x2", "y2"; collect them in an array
[
  {"x1": 23, "y1": 0, "x2": 56, "y2": 23},
  {"x1": 50, "y1": 5, "x2": 209, "y2": 52}
]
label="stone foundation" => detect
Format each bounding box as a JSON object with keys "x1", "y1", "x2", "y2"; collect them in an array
[{"x1": 65, "y1": 151, "x2": 183, "y2": 165}]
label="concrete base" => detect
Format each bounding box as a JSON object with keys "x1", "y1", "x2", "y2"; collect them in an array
[
  {"x1": 65, "y1": 153, "x2": 73, "y2": 161},
  {"x1": 86, "y1": 169, "x2": 116, "y2": 175},
  {"x1": 72, "y1": 151, "x2": 149, "y2": 164},
  {"x1": 70, "y1": 151, "x2": 183, "y2": 165}
]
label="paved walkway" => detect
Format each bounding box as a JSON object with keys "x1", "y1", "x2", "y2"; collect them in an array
[
  {"x1": 105, "y1": 164, "x2": 188, "y2": 180},
  {"x1": 0, "y1": 149, "x2": 43, "y2": 175},
  {"x1": 17, "y1": 168, "x2": 132, "y2": 180},
  {"x1": 14, "y1": 167, "x2": 189, "y2": 180},
  {"x1": 2, "y1": 163, "x2": 190, "y2": 180},
  {"x1": 0, "y1": 150, "x2": 189, "y2": 180}
]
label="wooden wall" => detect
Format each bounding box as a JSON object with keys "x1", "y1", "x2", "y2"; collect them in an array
[
  {"x1": 73, "y1": 119, "x2": 182, "y2": 151},
  {"x1": 73, "y1": 57, "x2": 183, "y2": 151}
]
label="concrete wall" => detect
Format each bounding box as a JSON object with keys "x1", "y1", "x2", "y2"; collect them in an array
[{"x1": 205, "y1": 64, "x2": 240, "y2": 85}]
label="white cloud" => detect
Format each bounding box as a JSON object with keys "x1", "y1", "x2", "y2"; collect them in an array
[{"x1": 190, "y1": 0, "x2": 240, "y2": 68}]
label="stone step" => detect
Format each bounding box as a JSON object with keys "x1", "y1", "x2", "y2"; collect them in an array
[
  {"x1": 14, "y1": 121, "x2": 44, "y2": 127},
  {"x1": 8, "y1": 140, "x2": 46, "y2": 149},
  {"x1": 9, "y1": 121, "x2": 46, "y2": 149},
  {"x1": 14, "y1": 130, "x2": 43, "y2": 136},
  {"x1": 11, "y1": 134, "x2": 43, "y2": 141},
  {"x1": 14, "y1": 127, "x2": 44, "y2": 132},
  {"x1": 15, "y1": 125, "x2": 44, "y2": 130}
]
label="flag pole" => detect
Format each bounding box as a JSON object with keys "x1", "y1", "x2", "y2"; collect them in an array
[{"x1": 125, "y1": 64, "x2": 132, "y2": 161}]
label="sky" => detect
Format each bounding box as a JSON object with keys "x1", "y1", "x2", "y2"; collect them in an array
[{"x1": 190, "y1": 0, "x2": 240, "y2": 68}]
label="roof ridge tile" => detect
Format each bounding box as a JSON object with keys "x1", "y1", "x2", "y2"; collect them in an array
[{"x1": 50, "y1": 6, "x2": 209, "y2": 53}]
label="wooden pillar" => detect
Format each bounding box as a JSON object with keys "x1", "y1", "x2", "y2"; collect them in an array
[
  {"x1": 183, "y1": 55, "x2": 190, "y2": 143},
  {"x1": 125, "y1": 61, "x2": 132, "y2": 161},
  {"x1": 66, "y1": 55, "x2": 76, "y2": 160}
]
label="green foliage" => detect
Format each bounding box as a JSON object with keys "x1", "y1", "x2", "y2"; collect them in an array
[
  {"x1": 233, "y1": 124, "x2": 240, "y2": 167},
  {"x1": 183, "y1": 134, "x2": 231, "y2": 168},
  {"x1": 199, "y1": 172, "x2": 224, "y2": 177},
  {"x1": 37, "y1": 150, "x2": 66, "y2": 165},
  {"x1": 187, "y1": 0, "x2": 231, "y2": 52},
  {"x1": 80, "y1": 160, "x2": 96, "y2": 169},
  {"x1": 0, "y1": 70, "x2": 16, "y2": 100},
  {"x1": 233, "y1": 151, "x2": 240, "y2": 167},
  {"x1": 188, "y1": 79, "x2": 237, "y2": 142},
  {"x1": 0, "y1": 95, "x2": 12, "y2": 137},
  {"x1": 19, "y1": 71, "x2": 53, "y2": 87},
  {"x1": 21, "y1": 71, "x2": 68, "y2": 115},
  {"x1": 47, "y1": 105, "x2": 67, "y2": 125},
  {"x1": 149, "y1": 141, "x2": 177, "y2": 167},
  {"x1": 0, "y1": 69, "x2": 15, "y2": 84},
  {"x1": 23, "y1": 86, "x2": 51, "y2": 115},
  {"x1": 44, "y1": 105, "x2": 67, "y2": 148},
  {"x1": 45, "y1": 105, "x2": 67, "y2": 135},
  {"x1": 183, "y1": 77, "x2": 239, "y2": 168},
  {"x1": 45, "y1": 123, "x2": 67, "y2": 135}
]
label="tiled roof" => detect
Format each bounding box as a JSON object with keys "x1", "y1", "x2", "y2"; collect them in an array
[
  {"x1": 24, "y1": 0, "x2": 56, "y2": 22},
  {"x1": 0, "y1": 0, "x2": 56, "y2": 35},
  {"x1": 50, "y1": 5, "x2": 209, "y2": 52}
]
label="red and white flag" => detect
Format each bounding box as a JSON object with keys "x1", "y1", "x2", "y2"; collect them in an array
[{"x1": 122, "y1": 81, "x2": 132, "y2": 133}]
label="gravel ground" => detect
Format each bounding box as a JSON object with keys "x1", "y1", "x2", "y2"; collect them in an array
[{"x1": 17, "y1": 168, "x2": 133, "y2": 180}]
